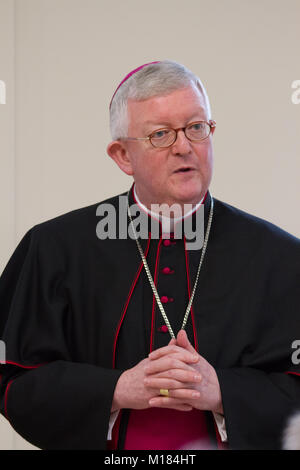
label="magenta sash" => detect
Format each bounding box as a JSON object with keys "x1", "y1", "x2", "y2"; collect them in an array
[{"x1": 123, "y1": 408, "x2": 214, "y2": 450}]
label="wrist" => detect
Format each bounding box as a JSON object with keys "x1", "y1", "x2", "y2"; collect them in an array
[
  {"x1": 213, "y1": 399, "x2": 224, "y2": 415},
  {"x1": 214, "y1": 407, "x2": 224, "y2": 415},
  {"x1": 111, "y1": 371, "x2": 126, "y2": 412}
]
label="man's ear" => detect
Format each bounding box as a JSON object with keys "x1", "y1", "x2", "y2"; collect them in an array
[
  {"x1": 210, "y1": 121, "x2": 216, "y2": 136},
  {"x1": 106, "y1": 140, "x2": 134, "y2": 176}
]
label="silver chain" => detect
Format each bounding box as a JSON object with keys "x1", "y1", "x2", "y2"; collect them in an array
[{"x1": 127, "y1": 191, "x2": 214, "y2": 339}]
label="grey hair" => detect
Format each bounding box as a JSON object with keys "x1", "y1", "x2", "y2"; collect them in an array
[{"x1": 109, "y1": 60, "x2": 212, "y2": 140}]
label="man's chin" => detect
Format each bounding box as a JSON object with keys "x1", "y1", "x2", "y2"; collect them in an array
[
  {"x1": 169, "y1": 176, "x2": 207, "y2": 204},
  {"x1": 172, "y1": 187, "x2": 205, "y2": 206}
]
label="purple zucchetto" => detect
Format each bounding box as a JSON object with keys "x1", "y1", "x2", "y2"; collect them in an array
[{"x1": 109, "y1": 61, "x2": 161, "y2": 108}]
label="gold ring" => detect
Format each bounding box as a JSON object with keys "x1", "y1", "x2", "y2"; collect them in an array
[{"x1": 159, "y1": 388, "x2": 169, "y2": 397}]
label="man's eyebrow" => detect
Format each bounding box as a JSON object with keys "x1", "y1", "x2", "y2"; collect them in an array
[
  {"x1": 143, "y1": 120, "x2": 171, "y2": 127},
  {"x1": 143, "y1": 114, "x2": 206, "y2": 128}
]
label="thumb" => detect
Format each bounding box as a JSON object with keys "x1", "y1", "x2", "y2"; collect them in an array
[
  {"x1": 168, "y1": 337, "x2": 177, "y2": 346},
  {"x1": 176, "y1": 330, "x2": 196, "y2": 353}
]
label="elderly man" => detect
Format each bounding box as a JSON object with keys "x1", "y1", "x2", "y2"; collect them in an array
[{"x1": 0, "y1": 61, "x2": 299, "y2": 450}]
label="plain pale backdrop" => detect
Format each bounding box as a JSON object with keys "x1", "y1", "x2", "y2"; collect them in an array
[{"x1": 0, "y1": 0, "x2": 299, "y2": 450}]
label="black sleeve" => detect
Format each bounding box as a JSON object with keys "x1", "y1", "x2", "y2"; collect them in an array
[
  {"x1": 0, "y1": 226, "x2": 122, "y2": 449},
  {"x1": 216, "y1": 368, "x2": 300, "y2": 449},
  {"x1": 216, "y1": 232, "x2": 300, "y2": 450}
]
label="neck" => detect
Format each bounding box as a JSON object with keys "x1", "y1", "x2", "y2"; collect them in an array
[{"x1": 133, "y1": 185, "x2": 204, "y2": 231}]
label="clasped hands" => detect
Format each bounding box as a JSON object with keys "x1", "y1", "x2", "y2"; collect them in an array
[{"x1": 112, "y1": 330, "x2": 223, "y2": 415}]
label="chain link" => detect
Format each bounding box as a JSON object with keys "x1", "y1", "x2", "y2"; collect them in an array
[{"x1": 127, "y1": 192, "x2": 214, "y2": 339}]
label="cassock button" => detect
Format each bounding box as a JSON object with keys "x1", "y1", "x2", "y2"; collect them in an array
[
  {"x1": 160, "y1": 296, "x2": 174, "y2": 303},
  {"x1": 158, "y1": 325, "x2": 169, "y2": 333},
  {"x1": 163, "y1": 239, "x2": 171, "y2": 247},
  {"x1": 162, "y1": 267, "x2": 174, "y2": 275}
]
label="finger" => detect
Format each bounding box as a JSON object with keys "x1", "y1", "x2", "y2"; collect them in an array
[
  {"x1": 150, "y1": 401, "x2": 193, "y2": 412},
  {"x1": 149, "y1": 344, "x2": 196, "y2": 360},
  {"x1": 145, "y1": 368, "x2": 202, "y2": 384},
  {"x1": 149, "y1": 393, "x2": 199, "y2": 408},
  {"x1": 166, "y1": 388, "x2": 201, "y2": 400},
  {"x1": 148, "y1": 345, "x2": 198, "y2": 363},
  {"x1": 168, "y1": 337, "x2": 177, "y2": 346},
  {"x1": 145, "y1": 357, "x2": 196, "y2": 376},
  {"x1": 144, "y1": 377, "x2": 192, "y2": 390},
  {"x1": 176, "y1": 330, "x2": 196, "y2": 354}
]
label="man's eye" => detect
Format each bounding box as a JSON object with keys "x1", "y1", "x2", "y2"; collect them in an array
[
  {"x1": 189, "y1": 123, "x2": 204, "y2": 131},
  {"x1": 152, "y1": 130, "x2": 169, "y2": 139}
]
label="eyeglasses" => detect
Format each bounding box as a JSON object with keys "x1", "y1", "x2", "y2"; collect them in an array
[{"x1": 119, "y1": 120, "x2": 216, "y2": 148}]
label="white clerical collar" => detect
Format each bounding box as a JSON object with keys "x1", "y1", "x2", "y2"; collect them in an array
[{"x1": 133, "y1": 185, "x2": 204, "y2": 234}]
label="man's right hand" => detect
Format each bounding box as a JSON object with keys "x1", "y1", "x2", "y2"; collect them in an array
[{"x1": 111, "y1": 357, "x2": 155, "y2": 412}]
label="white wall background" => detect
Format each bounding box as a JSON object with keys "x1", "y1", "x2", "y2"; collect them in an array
[{"x1": 0, "y1": 0, "x2": 299, "y2": 449}]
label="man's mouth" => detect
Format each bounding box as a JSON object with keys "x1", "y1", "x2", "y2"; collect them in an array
[{"x1": 174, "y1": 167, "x2": 194, "y2": 173}]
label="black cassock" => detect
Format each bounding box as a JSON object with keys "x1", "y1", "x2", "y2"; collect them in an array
[{"x1": 0, "y1": 188, "x2": 299, "y2": 450}]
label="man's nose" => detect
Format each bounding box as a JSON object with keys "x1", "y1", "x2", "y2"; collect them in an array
[{"x1": 171, "y1": 129, "x2": 192, "y2": 155}]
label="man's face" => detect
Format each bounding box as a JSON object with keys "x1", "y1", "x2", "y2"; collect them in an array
[{"x1": 109, "y1": 85, "x2": 215, "y2": 208}]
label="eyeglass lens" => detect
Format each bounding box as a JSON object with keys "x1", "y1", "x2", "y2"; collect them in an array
[{"x1": 150, "y1": 122, "x2": 210, "y2": 148}]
